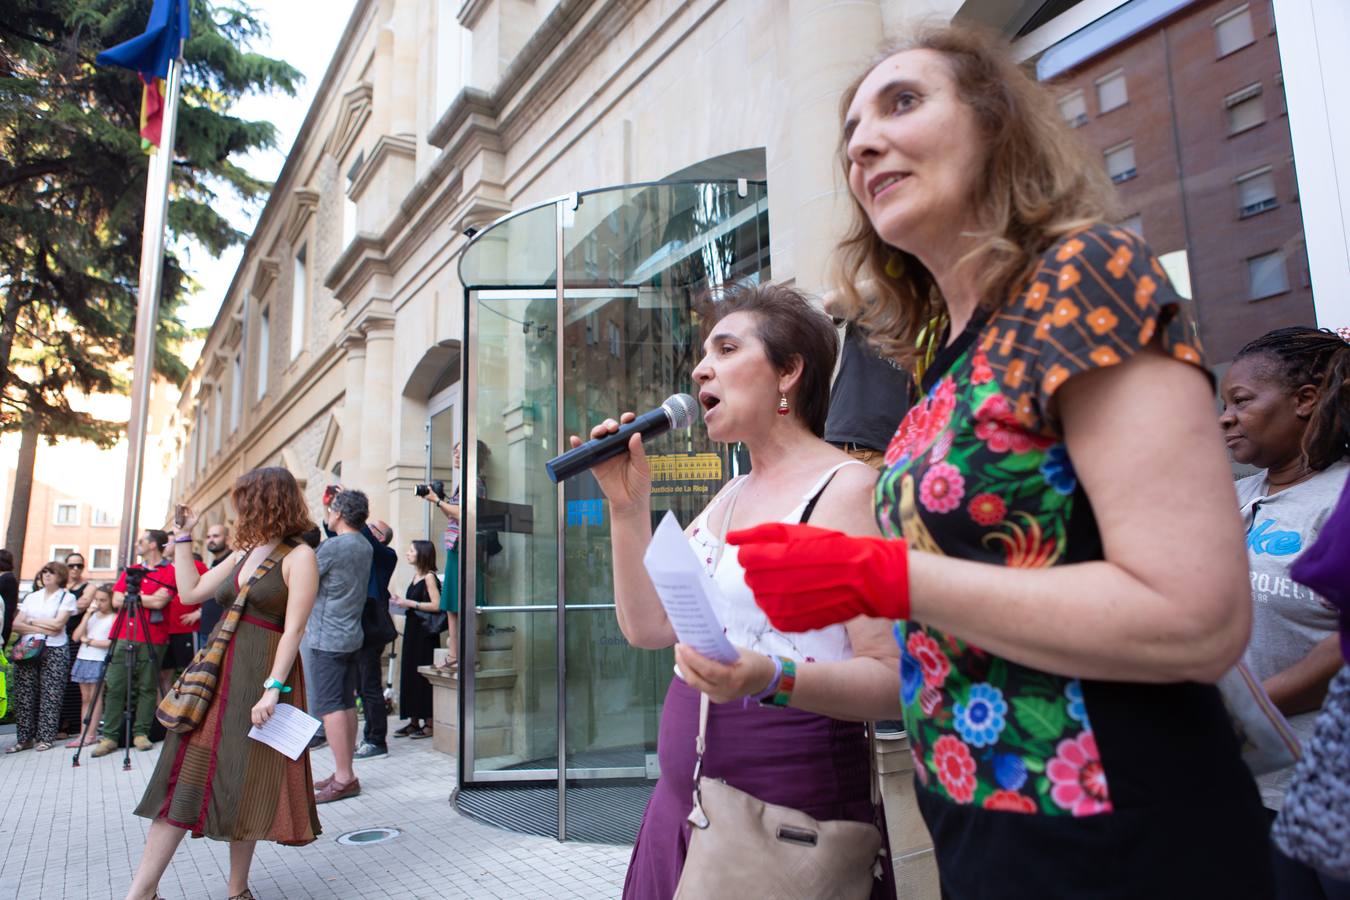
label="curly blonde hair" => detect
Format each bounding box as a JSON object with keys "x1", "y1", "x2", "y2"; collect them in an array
[
  {"x1": 832, "y1": 23, "x2": 1119, "y2": 370},
  {"x1": 231, "y1": 467, "x2": 315, "y2": 550}
]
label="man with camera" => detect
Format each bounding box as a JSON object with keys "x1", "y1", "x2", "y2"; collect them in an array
[
  {"x1": 91, "y1": 529, "x2": 176, "y2": 757},
  {"x1": 307, "y1": 488, "x2": 373, "y2": 803},
  {"x1": 352, "y1": 516, "x2": 397, "y2": 760}
]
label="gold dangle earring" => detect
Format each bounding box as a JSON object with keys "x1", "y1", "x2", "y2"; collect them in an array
[{"x1": 777, "y1": 394, "x2": 790, "y2": 416}]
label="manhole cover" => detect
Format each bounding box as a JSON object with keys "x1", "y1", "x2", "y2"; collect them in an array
[{"x1": 336, "y1": 827, "x2": 401, "y2": 846}]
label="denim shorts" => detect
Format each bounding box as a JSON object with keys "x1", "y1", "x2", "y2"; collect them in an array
[
  {"x1": 70, "y1": 657, "x2": 105, "y2": 683},
  {"x1": 309, "y1": 648, "x2": 360, "y2": 716}
]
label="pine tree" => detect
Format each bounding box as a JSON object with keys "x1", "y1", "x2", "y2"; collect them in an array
[{"x1": 0, "y1": 0, "x2": 300, "y2": 562}]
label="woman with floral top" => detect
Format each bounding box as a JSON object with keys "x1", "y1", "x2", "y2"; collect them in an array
[
  {"x1": 731, "y1": 25, "x2": 1271, "y2": 898},
  {"x1": 580, "y1": 283, "x2": 901, "y2": 899}
]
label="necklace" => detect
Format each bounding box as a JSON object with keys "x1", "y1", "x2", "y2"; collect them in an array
[{"x1": 1266, "y1": 466, "x2": 1314, "y2": 491}]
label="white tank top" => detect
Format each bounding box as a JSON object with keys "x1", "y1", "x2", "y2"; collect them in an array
[{"x1": 687, "y1": 461, "x2": 865, "y2": 663}]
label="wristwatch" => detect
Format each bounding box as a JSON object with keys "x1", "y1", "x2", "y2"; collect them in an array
[{"x1": 262, "y1": 677, "x2": 292, "y2": 693}]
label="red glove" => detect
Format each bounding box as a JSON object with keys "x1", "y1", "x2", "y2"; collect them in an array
[{"x1": 727, "y1": 523, "x2": 910, "y2": 632}]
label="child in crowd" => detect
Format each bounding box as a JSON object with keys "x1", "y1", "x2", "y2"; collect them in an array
[{"x1": 67, "y1": 584, "x2": 116, "y2": 748}]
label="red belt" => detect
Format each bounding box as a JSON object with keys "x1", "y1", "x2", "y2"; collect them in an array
[{"x1": 240, "y1": 613, "x2": 283, "y2": 633}]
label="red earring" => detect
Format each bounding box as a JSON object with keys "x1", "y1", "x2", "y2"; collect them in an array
[{"x1": 777, "y1": 395, "x2": 790, "y2": 416}]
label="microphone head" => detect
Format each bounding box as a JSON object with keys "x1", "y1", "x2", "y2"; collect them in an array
[{"x1": 662, "y1": 393, "x2": 698, "y2": 430}]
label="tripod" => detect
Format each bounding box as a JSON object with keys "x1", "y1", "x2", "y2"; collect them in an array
[{"x1": 71, "y1": 565, "x2": 158, "y2": 771}]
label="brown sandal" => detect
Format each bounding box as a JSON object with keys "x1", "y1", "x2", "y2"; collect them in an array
[{"x1": 4, "y1": 741, "x2": 33, "y2": 754}]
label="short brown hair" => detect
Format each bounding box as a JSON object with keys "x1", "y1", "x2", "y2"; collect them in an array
[
  {"x1": 702, "y1": 283, "x2": 839, "y2": 437},
  {"x1": 40, "y1": 561, "x2": 70, "y2": 587},
  {"x1": 833, "y1": 23, "x2": 1118, "y2": 370},
  {"x1": 231, "y1": 467, "x2": 316, "y2": 550}
]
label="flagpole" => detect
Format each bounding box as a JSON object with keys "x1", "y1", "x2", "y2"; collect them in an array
[{"x1": 117, "y1": 54, "x2": 184, "y2": 570}]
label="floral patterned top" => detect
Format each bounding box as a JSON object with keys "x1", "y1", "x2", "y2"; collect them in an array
[{"x1": 875, "y1": 226, "x2": 1268, "y2": 893}]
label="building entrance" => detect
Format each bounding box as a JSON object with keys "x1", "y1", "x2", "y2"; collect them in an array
[{"x1": 456, "y1": 180, "x2": 769, "y2": 839}]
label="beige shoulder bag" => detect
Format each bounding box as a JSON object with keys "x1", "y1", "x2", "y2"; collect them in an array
[{"x1": 672, "y1": 693, "x2": 885, "y2": 900}]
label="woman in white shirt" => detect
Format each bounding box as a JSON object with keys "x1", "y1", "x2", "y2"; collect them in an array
[
  {"x1": 68, "y1": 584, "x2": 117, "y2": 748},
  {"x1": 6, "y1": 561, "x2": 78, "y2": 752},
  {"x1": 578, "y1": 283, "x2": 902, "y2": 899}
]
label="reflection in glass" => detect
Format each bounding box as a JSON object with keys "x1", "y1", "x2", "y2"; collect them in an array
[
  {"x1": 472, "y1": 291, "x2": 560, "y2": 773},
  {"x1": 459, "y1": 181, "x2": 771, "y2": 786},
  {"x1": 1034, "y1": 0, "x2": 1313, "y2": 363},
  {"x1": 473, "y1": 609, "x2": 558, "y2": 771},
  {"x1": 559, "y1": 182, "x2": 769, "y2": 771}
]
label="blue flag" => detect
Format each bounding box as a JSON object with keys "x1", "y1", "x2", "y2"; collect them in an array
[{"x1": 96, "y1": 0, "x2": 190, "y2": 78}]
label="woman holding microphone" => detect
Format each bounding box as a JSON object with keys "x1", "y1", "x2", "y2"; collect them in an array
[{"x1": 579, "y1": 283, "x2": 901, "y2": 899}]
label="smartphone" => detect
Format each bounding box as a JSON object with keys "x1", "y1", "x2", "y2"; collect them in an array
[
  {"x1": 323, "y1": 484, "x2": 341, "y2": 506},
  {"x1": 174, "y1": 505, "x2": 187, "y2": 528}
]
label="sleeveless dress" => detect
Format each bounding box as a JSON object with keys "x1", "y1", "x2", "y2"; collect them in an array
[
  {"x1": 399, "y1": 575, "x2": 441, "y2": 721},
  {"x1": 134, "y1": 556, "x2": 321, "y2": 845},
  {"x1": 876, "y1": 225, "x2": 1270, "y2": 897},
  {"x1": 623, "y1": 461, "x2": 896, "y2": 900}
]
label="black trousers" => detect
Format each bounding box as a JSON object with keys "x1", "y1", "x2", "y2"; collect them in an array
[{"x1": 356, "y1": 641, "x2": 387, "y2": 748}]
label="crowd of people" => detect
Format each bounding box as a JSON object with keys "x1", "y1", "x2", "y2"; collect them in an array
[{"x1": 0, "y1": 19, "x2": 1346, "y2": 900}]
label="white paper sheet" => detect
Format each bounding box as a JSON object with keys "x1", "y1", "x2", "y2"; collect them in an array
[
  {"x1": 247, "y1": 701, "x2": 322, "y2": 761},
  {"x1": 643, "y1": 511, "x2": 739, "y2": 665}
]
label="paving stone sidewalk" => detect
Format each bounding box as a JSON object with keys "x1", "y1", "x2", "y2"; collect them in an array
[{"x1": 0, "y1": 724, "x2": 629, "y2": 899}]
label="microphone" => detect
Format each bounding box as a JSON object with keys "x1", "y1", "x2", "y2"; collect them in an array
[{"x1": 545, "y1": 393, "x2": 698, "y2": 483}]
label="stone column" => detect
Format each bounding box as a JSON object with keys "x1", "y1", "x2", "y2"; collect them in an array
[
  {"x1": 358, "y1": 316, "x2": 396, "y2": 517},
  {"x1": 774, "y1": 0, "x2": 885, "y2": 296},
  {"x1": 338, "y1": 330, "x2": 366, "y2": 490}
]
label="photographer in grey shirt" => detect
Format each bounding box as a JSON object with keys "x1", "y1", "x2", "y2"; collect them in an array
[{"x1": 306, "y1": 488, "x2": 373, "y2": 804}]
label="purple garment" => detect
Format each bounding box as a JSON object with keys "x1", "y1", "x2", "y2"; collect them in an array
[
  {"x1": 1291, "y1": 477, "x2": 1350, "y2": 663},
  {"x1": 623, "y1": 676, "x2": 896, "y2": 900}
]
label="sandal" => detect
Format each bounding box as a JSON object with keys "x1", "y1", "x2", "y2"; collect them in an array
[
  {"x1": 409, "y1": 726, "x2": 432, "y2": 740},
  {"x1": 35, "y1": 741, "x2": 54, "y2": 752},
  {"x1": 392, "y1": 723, "x2": 418, "y2": 738},
  {"x1": 4, "y1": 741, "x2": 33, "y2": 754},
  {"x1": 228, "y1": 890, "x2": 257, "y2": 900}
]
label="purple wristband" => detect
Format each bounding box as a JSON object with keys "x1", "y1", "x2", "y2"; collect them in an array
[{"x1": 752, "y1": 655, "x2": 785, "y2": 702}]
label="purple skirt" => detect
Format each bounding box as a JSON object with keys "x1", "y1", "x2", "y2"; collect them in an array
[{"x1": 623, "y1": 676, "x2": 896, "y2": 900}]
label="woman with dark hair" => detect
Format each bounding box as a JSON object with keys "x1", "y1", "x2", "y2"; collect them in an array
[
  {"x1": 124, "y1": 466, "x2": 321, "y2": 900},
  {"x1": 580, "y1": 282, "x2": 900, "y2": 899},
  {"x1": 1221, "y1": 326, "x2": 1350, "y2": 898},
  {"x1": 390, "y1": 539, "x2": 442, "y2": 738},
  {"x1": 6, "y1": 561, "x2": 77, "y2": 753},
  {"x1": 57, "y1": 550, "x2": 92, "y2": 739},
  {"x1": 729, "y1": 24, "x2": 1269, "y2": 898},
  {"x1": 1271, "y1": 334, "x2": 1350, "y2": 891}
]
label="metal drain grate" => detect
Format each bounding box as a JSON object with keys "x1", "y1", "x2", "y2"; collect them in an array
[
  {"x1": 455, "y1": 782, "x2": 654, "y2": 844},
  {"x1": 336, "y1": 826, "x2": 401, "y2": 846}
]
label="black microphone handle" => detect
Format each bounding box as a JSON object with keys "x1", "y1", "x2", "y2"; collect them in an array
[{"x1": 545, "y1": 406, "x2": 672, "y2": 483}]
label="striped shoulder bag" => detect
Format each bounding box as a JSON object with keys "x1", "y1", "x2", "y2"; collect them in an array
[{"x1": 157, "y1": 537, "x2": 299, "y2": 734}]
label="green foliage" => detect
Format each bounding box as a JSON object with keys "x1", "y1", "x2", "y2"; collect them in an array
[{"x1": 0, "y1": 0, "x2": 300, "y2": 441}]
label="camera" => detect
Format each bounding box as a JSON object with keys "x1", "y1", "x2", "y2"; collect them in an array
[{"x1": 415, "y1": 480, "x2": 446, "y2": 500}]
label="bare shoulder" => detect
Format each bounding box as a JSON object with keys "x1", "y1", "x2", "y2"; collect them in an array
[
  {"x1": 810, "y1": 461, "x2": 881, "y2": 537},
  {"x1": 831, "y1": 460, "x2": 880, "y2": 493},
  {"x1": 282, "y1": 543, "x2": 317, "y2": 569},
  {"x1": 290, "y1": 543, "x2": 316, "y2": 562}
]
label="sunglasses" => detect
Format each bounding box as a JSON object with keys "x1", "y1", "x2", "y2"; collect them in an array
[{"x1": 69, "y1": 563, "x2": 85, "y2": 568}]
